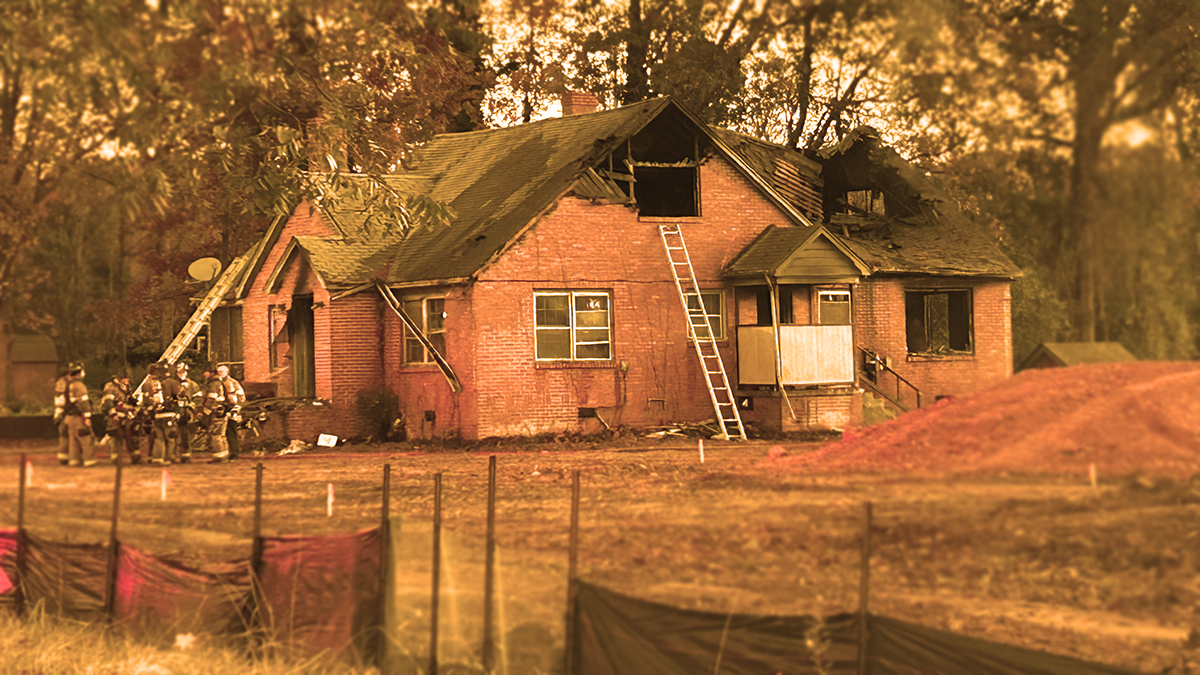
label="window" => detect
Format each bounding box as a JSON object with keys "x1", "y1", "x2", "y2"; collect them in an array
[
  {"x1": 268, "y1": 305, "x2": 289, "y2": 369},
  {"x1": 403, "y1": 297, "x2": 447, "y2": 363},
  {"x1": 209, "y1": 305, "x2": 243, "y2": 365},
  {"x1": 635, "y1": 166, "x2": 699, "y2": 217},
  {"x1": 535, "y1": 291, "x2": 611, "y2": 361},
  {"x1": 686, "y1": 291, "x2": 725, "y2": 340},
  {"x1": 906, "y1": 290, "x2": 972, "y2": 354},
  {"x1": 818, "y1": 290, "x2": 851, "y2": 325}
]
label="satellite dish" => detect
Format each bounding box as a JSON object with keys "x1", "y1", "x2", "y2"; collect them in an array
[{"x1": 187, "y1": 257, "x2": 222, "y2": 282}]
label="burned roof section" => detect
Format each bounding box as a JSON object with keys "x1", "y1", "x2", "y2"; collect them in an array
[
  {"x1": 813, "y1": 126, "x2": 1021, "y2": 279},
  {"x1": 709, "y1": 127, "x2": 824, "y2": 223}
]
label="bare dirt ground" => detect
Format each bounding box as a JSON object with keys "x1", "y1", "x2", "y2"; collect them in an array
[
  {"x1": 1, "y1": 426, "x2": 1198, "y2": 673},
  {"x1": 3, "y1": 362, "x2": 1200, "y2": 672}
]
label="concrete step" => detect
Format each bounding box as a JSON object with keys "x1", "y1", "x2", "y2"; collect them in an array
[{"x1": 862, "y1": 392, "x2": 899, "y2": 426}]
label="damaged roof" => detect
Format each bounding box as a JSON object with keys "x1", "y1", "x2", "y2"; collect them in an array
[
  {"x1": 812, "y1": 127, "x2": 1021, "y2": 279},
  {"x1": 251, "y1": 106, "x2": 1018, "y2": 295},
  {"x1": 263, "y1": 97, "x2": 814, "y2": 291},
  {"x1": 708, "y1": 127, "x2": 824, "y2": 223}
]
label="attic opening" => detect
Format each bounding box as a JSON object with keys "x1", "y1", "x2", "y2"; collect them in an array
[
  {"x1": 603, "y1": 108, "x2": 709, "y2": 217},
  {"x1": 635, "y1": 165, "x2": 698, "y2": 216}
]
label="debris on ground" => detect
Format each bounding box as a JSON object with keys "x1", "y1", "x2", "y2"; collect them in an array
[
  {"x1": 278, "y1": 440, "x2": 310, "y2": 456},
  {"x1": 769, "y1": 361, "x2": 1200, "y2": 477},
  {"x1": 642, "y1": 419, "x2": 741, "y2": 439}
]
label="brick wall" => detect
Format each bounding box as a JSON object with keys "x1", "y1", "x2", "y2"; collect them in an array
[
  {"x1": 241, "y1": 202, "x2": 385, "y2": 442},
  {"x1": 467, "y1": 156, "x2": 797, "y2": 439},
  {"x1": 853, "y1": 276, "x2": 1013, "y2": 402},
  {"x1": 384, "y1": 285, "x2": 474, "y2": 441}
]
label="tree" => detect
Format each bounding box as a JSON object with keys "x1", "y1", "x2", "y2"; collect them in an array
[
  {"x1": 1, "y1": 0, "x2": 491, "y2": 372},
  {"x1": 897, "y1": 0, "x2": 1200, "y2": 341}
]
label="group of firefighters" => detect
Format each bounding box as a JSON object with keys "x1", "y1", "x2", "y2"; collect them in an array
[{"x1": 52, "y1": 360, "x2": 247, "y2": 467}]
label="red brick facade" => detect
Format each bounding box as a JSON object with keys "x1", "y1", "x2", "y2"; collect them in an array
[
  {"x1": 237, "y1": 160, "x2": 1014, "y2": 442},
  {"x1": 853, "y1": 276, "x2": 1013, "y2": 401}
]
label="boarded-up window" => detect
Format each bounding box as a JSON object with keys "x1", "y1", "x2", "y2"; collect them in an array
[
  {"x1": 818, "y1": 290, "x2": 851, "y2": 325},
  {"x1": 535, "y1": 291, "x2": 611, "y2": 361},
  {"x1": 905, "y1": 290, "x2": 972, "y2": 354},
  {"x1": 685, "y1": 291, "x2": 724, "y2": 340},
  {"x1": 403, "y1": 297, "x2": 447, "y2": 364}
]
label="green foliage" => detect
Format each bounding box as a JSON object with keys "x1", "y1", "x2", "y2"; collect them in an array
[
  {"x1": 1, "y1": 0, "x2": 491, "y2": 367},
  {"x1": 1010, "y1": 268, "x2": 1072, "y2": 367}
]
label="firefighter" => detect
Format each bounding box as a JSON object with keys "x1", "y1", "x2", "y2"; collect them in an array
[
  {"x1": 217, "y1": 363, "x2": 245, "y2": 461},
  {"x1": 99, "y1": 369, "x2": 141, "y2": 465},
  {"x1": 170, "y1": 361, "x2": 200, "y2": 463},
  {"x1": 61, "y1": 362, "x2": 97, "y2": 467},
  {"x1": 52, "y1": 367, "x2": 70, "y2": 465},
  {"x1": 200, "y1": 362, "x2": 232, "y2": 462},
  {"x1": 142, "y1": 360, "x2": 183, "y2": 465}
]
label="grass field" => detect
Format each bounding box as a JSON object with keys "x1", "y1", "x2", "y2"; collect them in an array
[{"x1": 1, "y1": 436, "x2": 1198, "y2": 673}]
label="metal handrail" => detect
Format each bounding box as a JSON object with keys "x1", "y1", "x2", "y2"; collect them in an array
[{"x1": 856, "y1": 347, "x2": 922, "y2": 411}]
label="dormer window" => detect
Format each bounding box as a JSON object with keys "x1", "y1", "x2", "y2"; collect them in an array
[{"x1": 634, "y1": 164, "x2": 699, "y2": 216}]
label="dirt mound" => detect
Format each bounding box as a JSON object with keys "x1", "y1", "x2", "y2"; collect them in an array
[{"x1": 771, "y1": 361, "x2": 1200, "y2": 477}]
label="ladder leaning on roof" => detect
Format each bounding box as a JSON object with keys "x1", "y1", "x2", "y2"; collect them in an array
[
  {"x1": 136, "y1": 254, "x2": 252, "y2": 395},
  {"x1": 658, "y1": 223, "x2": 746, "y2": 441}
]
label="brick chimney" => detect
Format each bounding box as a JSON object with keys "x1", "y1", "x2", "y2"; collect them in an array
[{"x1": 561, "y1": 90, "x2": 599, "y2": 116}]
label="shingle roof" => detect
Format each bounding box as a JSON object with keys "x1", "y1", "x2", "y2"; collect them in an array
[
  {"x1": 379, "y1": 99, "x2": 672, "y2": 285},
  {"x1": 272, "y1": 97, "x2": 826, "y2": 291},
  {"x1": 256, "y1": 106, "x2": 1018, "y2": 294},
  {"x1": 1018, "y1": 342, "x2": 1138, "y2": 370},
  {"x1": 725, "y1": 226, "x2": 813, "y2": 276},
  {"x1": 816, "y1": 127, "x2": 1021, "y2": 279},
  {"x1": 709, "y1": 128, "x2": 824, "y2": 223}
]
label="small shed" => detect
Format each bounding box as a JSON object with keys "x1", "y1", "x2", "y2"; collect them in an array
[
  {"x1": 4, "y1": 333, "x2": 59, "y2": 405},
  {"x1": 1017, "y1": 342, "x2": 1138, "y2": 372}
]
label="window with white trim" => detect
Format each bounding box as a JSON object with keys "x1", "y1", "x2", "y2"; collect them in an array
[
  {"x1": 686, "y1": 291, "x2": 725, "y2": 340},
  {"x1": 403, "y1": 297, "x2": 447, "y2": 363},
  {"x1": 535, "y1": 291, "x2": 611, "y2": 361},
  {"x1": 818, "y1": 290, "x2": 851, "y2": 325}
]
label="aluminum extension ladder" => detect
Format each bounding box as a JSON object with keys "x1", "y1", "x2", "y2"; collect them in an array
[
  {"x1": 135, "y1": 253, "x2": 252, "y2": 395},
  {"x1": 658, "y1": 223, "x2": 747, "y2": 441}
]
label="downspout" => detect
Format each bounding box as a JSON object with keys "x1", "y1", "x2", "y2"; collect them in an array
[
  {"x1": 764, "y1": 274, "x2": 797, "y2": 421},
  {"x1": 375, "y1": 281, "x2": 463, "y2": 393}
]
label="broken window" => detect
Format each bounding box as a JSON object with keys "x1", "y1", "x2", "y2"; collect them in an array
[
  {"x1": 905, "y1": 290, "x2": 972, "y2": 354},
  {"x1": 685, "y1": 291, "x2": 724, "y2": 340},
  {"x1": 818, "y1": 290, "x2": 851, "y2": 325},
  {"x1": 403, "y1": 297, "x2": 447, "y2": 364},
  {"x1": 635, "y1": 166, "x2": 699, "y2": 216},
  {"x1": 535, "y1": 291, "x2": 611, "y2": 361},
  {"x1": 845, "y1": 189, "x2": 885, "y2": 215}
]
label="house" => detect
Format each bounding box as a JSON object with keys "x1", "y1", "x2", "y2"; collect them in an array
[
  {"x1": 204, "y1": 97, "x2": 1019, "y2": 442},
  {"x1": 1017, "y1": 342, "x2": 1137, "y2": 371}
]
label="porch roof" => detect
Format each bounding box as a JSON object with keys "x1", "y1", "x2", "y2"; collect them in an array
[{"x1": 725, "y1": 225, "x2": 868, "y2": 283}]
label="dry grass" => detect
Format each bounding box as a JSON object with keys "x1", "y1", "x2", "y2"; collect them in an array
[{"x1": 2, "y1": 438, "x2": 1199, "y2": 673}]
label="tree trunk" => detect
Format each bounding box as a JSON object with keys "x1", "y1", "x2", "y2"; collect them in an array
[
  {"x1": 1066, "y1": 0, "x2": 1126, "y2": 342},
  {"x1": 623, "y1": 0, "x2": 650, "y2": 104}
]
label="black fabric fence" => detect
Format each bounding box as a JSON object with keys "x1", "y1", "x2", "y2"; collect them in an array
[
  {"x1": 569, "y1": 580, "x2": 1142, "y2": 675},
  {"x1": 0, "y1": 525, "x2": 384, "y2": 663}
]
